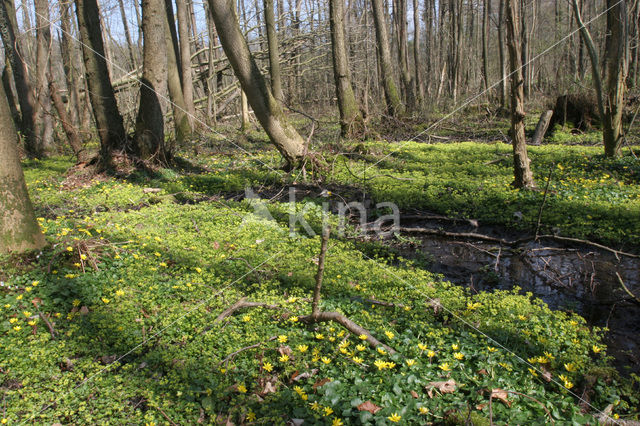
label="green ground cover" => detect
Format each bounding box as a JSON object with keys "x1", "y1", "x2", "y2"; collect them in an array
[{"x1": 1, "y1": 140, "x2": 638, "y2": 424}]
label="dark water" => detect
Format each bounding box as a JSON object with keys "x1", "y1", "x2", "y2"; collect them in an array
[{"x1": 399, "y1": 235, "x2": 640, "y2": 375}]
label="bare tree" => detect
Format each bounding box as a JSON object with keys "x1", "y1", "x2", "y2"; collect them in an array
[
  {"x1": 0, "y1": 82, "x2": 46, "y2": 253},
  {"x1": 329, "y1": 0, "x2": 364, "y2": 137},
  {"x1": 135, "y1": 0, "x2": 168, "y2": 163},
  {"x1": 207, "y1": 0, "x2": 306, "y2": 166},
  {"x1": 176, "y1": 0, "x2": 197, "y2": 122},
  {"x1": 264, "y1": 0, "x2": 285, "y2": 102},
  {"x1": 371, "y1": 0, "x2": 404, "y2": 116},
  {"x1": 506, "y1": 0, "x2": 535, "y2": 188},
  {"x1": 75, "y1": 0, "x2": 128, "y2": 167},
  {"x1": 33, "y1": 0, "x2": 54, "y2": 156},
  {"x1": 572, "y1": 0, "x2": 629, "y2": 158}
]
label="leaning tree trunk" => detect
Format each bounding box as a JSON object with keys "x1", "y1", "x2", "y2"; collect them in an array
[
  {"x1": 207, "y1": 0, "x2": 305, "y2": 167},
  {"x1": 0, "y1": 0, "x2": 36, "y2": 154},
  {"x1": 329, "y1": 0, "x2": 364, "y2": 138},
  {"x1": 75, "y1": 0, "x2": 128, "y2": 167},
  {"x1": 371, "y1": 0, "x2": 404, "y2": 116},
  {"x1": 0, "y1": 82, "x2": 46, "y2": 254},
  {"x1": 505, "y1": 0, "x2": 535, "y2": 189},
  {"x1": 135, "y1": 0, "x2": 168, "y2": 163},
  {"x1": 263, "y1": 0, "x2": 285, "y2": 102}
]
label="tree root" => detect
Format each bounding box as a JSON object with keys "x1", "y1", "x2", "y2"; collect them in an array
[{"x1": 214, "y1": 297, "x2": 281, "y2": 323}]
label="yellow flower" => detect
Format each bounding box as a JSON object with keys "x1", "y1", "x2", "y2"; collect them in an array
[
  {"x1": 80, "y1": 254, "x2": 87, "y2": 260},
  {"x1": 406, "y1": 359, "x2": 416, "y2": 367},
  {"x1": 1, "y1": 418, "x2": 7, "y2": 424},
  {"x1": 315, "y1": 334, "x2": 325, "y2": 340},
  {"x1": 374, "y1": 359, "x2": 387, "y2": 370},
  {"x1": 451, "y1": 344, "x2": 459, "y2": 351},
  {"x1": 385, "y1": 331, "x2": 395, "y2": 339},
  {"x1": 13, "y1": 326, "x2": 21, "y2": 331},
  {"x1": 101, "y1": 297, "x2": 110, "y2": 304},
  {"x1": 332, "y1": 418, "x2": 344, "y2": 426},
  {"x1": 242, "y1": 315, "x2": 251, "y2": 322},
  {"x1": 195, "y1": 267, "x2": 202, "y2": 273},
  {"x1": 328, "y1": 337, "x2": 336, "y2": 342},
  {"x1": 439, "y1": 362, "x2": 451, "y2": 371},
  {"x1": 427, "y1": 350, "x2": 436, "y2": 358},
  {"x1": 289, "y1": 316, "x2": 299, "y2": 322},
  {"x1": 28, "y1": 320, "x2": 37, "y2": 326},
  {"x1": 528, "y1": 368, "x2": 538, "y2": 377},
  {"x1": 563, "y1": 380, "x2": 574, "y2": 389},
  {"x1": 263, "y1": 362, "x2": 273, "y2": 372},
  {"x1": 487, "y1": 347, "x2": 498, "y2": 353},
  {"x1": 453, "y1": 352, "x2": 464, "y2": 360},
  {"x1": 66, "y1": 246, "x2": 73, "y2": 252},
  {"x1": 115, "y1": 289, "x2": 125, "y2": 297},
  {"x1": 9, "y1": 318, "x2": 17, "y2": 324},
  {"x1": 279, "y1": 354, "x2": 289, "y2": 362},
  {"x1": 321, "y1": 357, "x2": 331, "y2": 365},
  {"x1": 386, "y1": 362, "x2": 396, "y2": 369},
  {"x1": 377, "y1": 347, "x2": 387, "y2": 355},
  {"x1": 154, "y1": 252, "x2": 161, "y2": 257},
  {"x1": 388, "y1": 413, "x2": 401, "y2": 423},
  {"x1": 339, "y1": 347, "x2": 348, "y2": 354},
  {"x1": 338, "y1": 340, "x2": 349, "y2": 348},
  {"x1": 544, "y1": 351, "x2": 555, "y2": 360},
  {"x1": 352, "y1": 356, "x2": 363, "y2": 364},
  {"x1": 25, "y1": 286, "x2": 32, "y2": 292},
  {"x1": 310, "y1": 402, "x2": 320, "y2": 411},
  {"x1": 246, "y1": 411, "x2": 256, "y2": 421},
  {"x1": 323, "y1": 407, "x2": 333, "y2": 416},
  {"x1": 293, "y1": 385, "x2": 304, "y2": 395},
  {"x1": 32, "y1": 281, "x2": 39, "y2": 286},
  {"x1": 359, "y1": 334, "x2": 368, "y2": 340},
  {"x1": 418, "y1": 343, "x2": 428, "y2": 351},
  {"x1": 518, "y1": 314, "x2": 527, "y2": 321},
  {"x1": 592, "y1": 345, "x2": 602, "y2": 354},
  {"x1": 237, "y1": 384, "x2": 247, "y2": 393},
  {"x1": 419, "y1": 406, "x2": 429, "y2": 415},
  {"x1": 356, "y1": 344, "x2": 366, "y2": 351},
  {"x1": 278, "y1": 335, "x2": 288, "y2": 343},
  {"x1": 564, "y1": 363, "x2": 577, "y2": 372},
  {"x1": 297, "y1": 344, "x2": 308, "y2": 353},
  {"x1": 16, "y1": 295, "x2": 22, "y2": 300},
  {"x1": 159, "y1": 262, "x2": 167, "y2": 268}
]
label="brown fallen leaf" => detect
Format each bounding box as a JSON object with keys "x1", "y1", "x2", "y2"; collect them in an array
[
  {"x1": 292, "y1": 369, "x2": 318, "y2": 382},
  {"x1": 477, "y1": 369, "x2": 488, "y2": 375},
  {"x1": 541, "y1": 368, "x2": 552, "y2": 382},
  {"x1": 410, "y1": 390, "x2": 419, "y2": 398},
  {"x1": 491, "y1": 388, "x2": 512, "y2": 407},
  {"x1": 278, "y1": 346, "x2": 292, "y2": 357},
  {"x1": 313, "y1": 378, "x2": 332, "y2": 390},
  {"x1": 426, "y1": 379, "x2": 456, "y2": 398},
  {"x1": 357, "y1": 401, "x2": 382, "y2": 414}
]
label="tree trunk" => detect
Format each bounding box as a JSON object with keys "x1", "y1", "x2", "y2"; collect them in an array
[
  {"x1": 263, "y1": 0, "x2": 285, "y2": 102},
  {"x1": 135, "y1": 0, "x2": 168, "y2": 163},
  {"x1": 164, "y1": 0, "x2": 191, "y2": 143},
  {"x1": 75, "y1": 0, "x2": 128, "y2": 167},
  {"x1": 571, "y1": 0, "x2": 628, "y2": 158},
  {"x1": 116, "y1": 0, "x2": 138, "y2": 70},
  {"x1": 393, "y1": 0, "x2": 415, "y2": 109},
  {"x1": 176, "y1": 0, "x2": 197, "y2": 123},
  {"x1": 482, "y1": 0, "x2": 490, "y2": 94},
  {"x1": 413, "y1": 0, "x2": 423, "y2": 104},
  {"x1": 371, "y1": 0, "x2": 404, "y2": 116},
  {"x1": 602, "y1": 0, "x2": 628, "y2": 158},
  {"x1": 498, "y1": 0, "x2": 507, "y2": 109},
  {"x1": 59, "y1": 0, "x2": 82, "y2": 131},
  {"x1": 329, "y1": 0, "x2": 364, "y2": 138},
  {"x1": 207, "y1": 0, "x2": 305, "y2": 166},
  {"x1": 0, "y1": 82, "x2": 46, "y2": 254},
  {"x1": 240, "y1": 89, "x2": 250, "y2": 131},
  {"x1": 33, "y1": 0, "x2": 54, "y2": 157},
  {"x1": 505, "y1": 0, "x2": 535, "y2": 189},
  {"x1": 48, "y1": 77, "x2": 89, "y2": 163},
  {"x1": 0, "y1": 0, "x2": 37, "y2": 155}
]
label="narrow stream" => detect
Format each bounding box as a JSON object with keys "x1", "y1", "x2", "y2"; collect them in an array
[{"x1": 397, "y1": 232, "x2": 640, "y2": 375}]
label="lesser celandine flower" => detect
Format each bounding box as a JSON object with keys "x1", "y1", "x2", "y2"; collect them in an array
[
  {"x1": 321, "y1": 357, "x2": 331, "y2": 365},
  {"x1": 439, "y1": 362, "x2": 451, "y2": 371},
  {"x1": 356, "y1": 344, "x2": 366, "y2": 351},
  {"x1": 427, "y1": 350, "x2": 436, "y2": 358},
  {"x1": 406, "y1": 359, "x2": 416, "y2": 367},
  {"x1": 297, "y1": 345, "x2": 308, "y2": 353},
  {"x1": 388, "y1": 413, "x2": 401, "y2": 423},
  {"x1": 359, "y1": 334, "x2": 367, "y2": 340},
  {"x1": 419, "y1": 406, "x2": 429, "y2": 414},
  {"x1": 263, "y1": 362, "x2": 273, "y2": 372},
  {"x1": 454, "y1": 352, "x2": 464, "y2": 360},
  {"x1": 279, "y1": 355, "x2": 289, "y2": 362},
  {"x1": 418, "y1": 343, "x2": 428, "y2": 351},
  {"x1": 278, "y1": 335, "x2": 288, "y2": 343}
]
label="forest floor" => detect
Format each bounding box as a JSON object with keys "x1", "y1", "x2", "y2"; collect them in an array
[{"x1": 1, "y1": 113, "x2": 640, "y2": 424}]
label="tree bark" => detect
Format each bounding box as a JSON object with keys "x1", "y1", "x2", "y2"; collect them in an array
[
  {"x1": 75, "y1": 0, "x2": 128, "y2": 167},
  {"x1": 498, "y1": 0, "x2": 507, "y2": 109},
  {"x1": 116, "y1": 0, "x2": 138, "y2": 70},
  {"x1": 59, "y1": 0, "x2": 82, "y2": 131},
  {"x1": 48, "y1": 76, "x2": 88, "y2": 163},
  {"x1": 393, "y1": 0, "x2": 415, "y2": 109},
  {"x1": 413, "y1": 0, "x2": 423, "y2": 104},
  {"x1": 263, "y1": 0, "x2": 285, "y2": 102},
  {"x1": 164, "y1": 0, "x2": 192, "y2": 143},
  {"x1": 33, "y1": 0, "x2": 54, "y2": 157},
  {"x1": 0, "y1": 0, "x2": 37, "y2": 155},
  {"x1": 482, "y1": 0, "x2": 491, "y2": 94},
  {"x1": 329, "y1": 0, "x2": 364, "y2": 138},
  {"x1": 371, "y1": 0, "x2": 404, "y2": 116},
  {"x1": 176, "y1": 0, "x2": 197, "y2": 123},
  {"x1": 207, "y1": 0, "x2": 306, "y2": 166},
  {"x1": 505, "y1": 0, "x2": 535, "y2": 189},
  {"x1": 135, "y1": 0, "x2": 168, "y2": 163},
  {"x1": 0, "y1": 82, "x2": 46, "y2": 254}
]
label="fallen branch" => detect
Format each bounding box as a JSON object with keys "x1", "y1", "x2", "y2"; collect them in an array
[
  {"x1": 214, "y1": 297, "x2": 280, "y2": 323},
  {"x1": 615, "y1": 272, "x2": 640, "y2": 305},
  {"x1": 217, "y1": 336, "x2": 278, "y2": 367}
]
